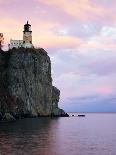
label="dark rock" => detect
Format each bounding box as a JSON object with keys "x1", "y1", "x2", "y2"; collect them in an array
[
  {"x1": 0, "y1": 112, "x2": 3, "y2": 120},
  {"x1": 78, "y1": 115, "x2": 85, "y2": 117},
  {"x1": 0, "y1": 48, "x2": 67, "y2": 120},
  {"x1": 51, "y1": 86, "x2": 69, "y2": 117},
  {"x1": 3, "y1": 113, "x2": 16, "y2": 121}
]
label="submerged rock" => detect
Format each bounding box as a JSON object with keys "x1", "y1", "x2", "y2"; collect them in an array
[{"x1": 0, "y1": 48, "x2": 68, "y2": 120}]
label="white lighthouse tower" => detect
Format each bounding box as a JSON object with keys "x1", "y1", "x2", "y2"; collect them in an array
[
  {"x1": 23, "y1": 21, "x2": 32, "y2": 48},
  {"x1": 9, "y1": 21, "x2": 33, "y2": 49}
]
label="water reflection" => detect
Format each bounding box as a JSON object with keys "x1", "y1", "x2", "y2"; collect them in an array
[
  {"x1": 0, "y1": 114, "x2": 116, "y2": 155},
  {"x1": 0, "y1": 117, "x2": 60, "y2": 155}
]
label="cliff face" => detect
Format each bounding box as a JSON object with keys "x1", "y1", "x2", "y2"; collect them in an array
[
  {"x1": 0, "y1": 48, "x2": 68, "y2": 120},
  {"x1": 51, "y1": 86, "x2": 67, "y2": 116}
]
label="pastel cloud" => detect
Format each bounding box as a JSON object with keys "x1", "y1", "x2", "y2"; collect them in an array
[
  {"x1": 35, "y1": 32, "x2": 83, "y2": 49},
  {"x1": 51, "y1": 48, "x2": 116, "y2": 111},
  {"x1": 63, "y1": 94, "x2": 116, "y2": 112},
  {"x1": 37, "y1": 0, "x2": 115, "y2": 22},
  {"x1": 97, "y1": 86, "x2": 113, "y2": 94}
]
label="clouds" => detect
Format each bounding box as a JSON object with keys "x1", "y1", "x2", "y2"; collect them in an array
[
  {"x1": 61, "y1": 94, "x2": 116, "y2": 112},
  {"x1": 51, "y1": 48, "x2": 116, "y2": 111},
  {"x1": 37, "y1": 0, "x2": 116, "y2": 23},
  {"x1": 35, "y1": 32, "x2": 83, "y2": 49}
]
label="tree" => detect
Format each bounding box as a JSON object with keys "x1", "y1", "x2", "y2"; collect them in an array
[{"x1": 0, "y1": 33, "x2": 4, "y2": 50}]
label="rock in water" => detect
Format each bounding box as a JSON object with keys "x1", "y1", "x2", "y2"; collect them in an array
[{"x1": 0, "y1": 48, "x2": 68, "y2": 119}]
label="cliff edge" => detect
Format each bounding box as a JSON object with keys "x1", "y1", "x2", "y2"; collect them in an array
[{"x1": 0, "y1": 48, "x2": 68, "y2": 121}]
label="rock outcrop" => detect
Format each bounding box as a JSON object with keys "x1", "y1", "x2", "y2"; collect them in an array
[
  {"x1": 0, "y1": 48, "x2": 68, "y2": 121},
  {"x1": 51, "y1": 86, "x2": 68, "y2": 116}
]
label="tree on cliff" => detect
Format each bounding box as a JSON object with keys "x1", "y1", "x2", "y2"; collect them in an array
[{"x1": 0, "y1": 33, "x2": 4, "y2": 50}]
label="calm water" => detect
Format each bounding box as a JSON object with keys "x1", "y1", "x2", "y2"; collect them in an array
[{"x1": 0, "y1": 113, "x2": 116, "y2": 155}]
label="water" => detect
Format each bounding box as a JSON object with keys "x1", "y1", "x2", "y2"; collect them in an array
[{"x1": 0, "y1": 113, "x2": 116, "y2": 155}]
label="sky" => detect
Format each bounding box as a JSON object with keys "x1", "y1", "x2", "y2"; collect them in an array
[{"x1": 1, "y1": 0, "x2": 116, "y2": 112}]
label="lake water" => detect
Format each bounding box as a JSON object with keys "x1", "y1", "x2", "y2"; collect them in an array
[{"x1": 0, "y1": 113, "x2": 116, "y2": 155}]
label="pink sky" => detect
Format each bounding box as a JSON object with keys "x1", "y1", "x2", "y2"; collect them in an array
[{"x1": 1, "y1": 0, "x2": 116, "y2": 112}]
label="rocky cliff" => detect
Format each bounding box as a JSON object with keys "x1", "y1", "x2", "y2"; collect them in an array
[
  {"x1": 51, "y1": 86, "x2": 67, "y2": 116},
  {"x1": 0, "y1": 48, "x2": 68, "y2": 121}
]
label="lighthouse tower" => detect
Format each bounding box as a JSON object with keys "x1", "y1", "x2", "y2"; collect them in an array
[
  {"x1": 23, "y1": 21, "x2": 32, "y2": 48},
  {"x1": 9, "y1": 21, "x2": 33, "y2": 49}
]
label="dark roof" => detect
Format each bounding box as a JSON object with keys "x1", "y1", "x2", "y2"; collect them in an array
[{"x1": 24, "y1": 21, "x2": 31, "y2": 26}]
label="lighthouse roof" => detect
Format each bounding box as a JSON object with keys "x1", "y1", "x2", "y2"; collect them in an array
[
  {"x1": 23, "y1": 21, "x2": 32, "y2": 32},
  {"x1": 24, "y1": 21, "x2": 31, "y2": 26}
]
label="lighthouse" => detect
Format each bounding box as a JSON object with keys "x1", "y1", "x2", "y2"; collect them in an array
[
  {"x1": 23, "y1": 21, "x2": 32, "y2": 48},
  {"x1": 9, "y1": 21, "x2": 33, "y2": 49}
]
